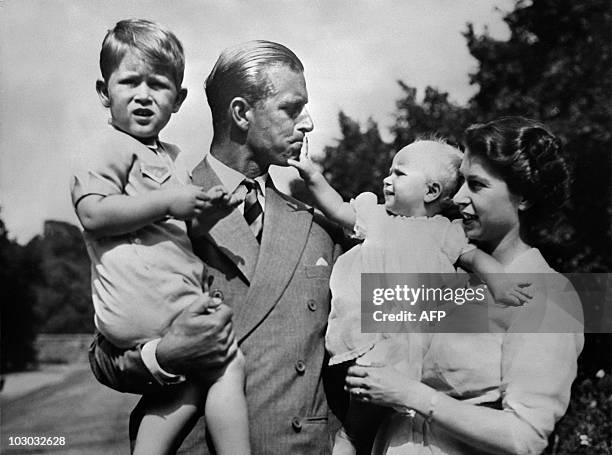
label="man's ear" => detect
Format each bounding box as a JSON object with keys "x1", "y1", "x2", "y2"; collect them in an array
[
  {"x1": 229, "y1": 97, "x2": 251, "y2": 131},
  {"x1": 424, "y1": 181, "x2": 442, "y2": 203},
  {"x1": 96, "y1": 80, "x2": 110, "y2": 108},
  {"x1": 172, "y1": 88, "x2": 188, "y2": 113}
]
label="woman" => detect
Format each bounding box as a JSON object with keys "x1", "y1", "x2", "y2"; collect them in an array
[{"x1": 346, "y1": 117, "x2": 584, "y2": 454}]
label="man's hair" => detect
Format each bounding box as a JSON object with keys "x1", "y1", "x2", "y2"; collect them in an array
[
  {"x1": 99, "y1": 19, "x2": 185, "y2": 89},
  {"x1": 205, "y1": 40, "x2": 304, "y2": 129}
]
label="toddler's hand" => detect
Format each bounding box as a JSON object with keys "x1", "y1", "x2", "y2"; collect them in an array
[
  {"x1": 192, "y1": 184, "x2": 243, "y2": 231},
  {"x1": 288, "y1": 137, "x2": 320, "y2": 181},
  {"x1": 200, "y1": 185, "x2": 243, "y2": 212},
  {"x1": 490, "y1": 279, "x2": 533, "y2": 307},
  {"x1": 166, "y1": 185, "x2": 213, "y2": 220}
]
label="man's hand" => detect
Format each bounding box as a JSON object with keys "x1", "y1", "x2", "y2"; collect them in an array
[{"x1": 156, "y1": 296, "x2": 237, "y2": 381}]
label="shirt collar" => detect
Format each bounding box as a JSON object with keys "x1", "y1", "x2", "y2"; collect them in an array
[{"x1": 206, "y1": 153, "x2": 268, "y2": 195}]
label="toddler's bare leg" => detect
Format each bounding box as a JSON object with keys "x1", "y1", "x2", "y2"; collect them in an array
[
  {"x1": 204, "y1": 347, "x2": 250, "y2": 455},
  {"x1": 131, "y1": 382, "x2": 204, "y2": 455}
]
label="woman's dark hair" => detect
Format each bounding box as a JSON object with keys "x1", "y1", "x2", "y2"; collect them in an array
[{"x1": 464, "y1": 117, "x2": 570, "y2": 222}]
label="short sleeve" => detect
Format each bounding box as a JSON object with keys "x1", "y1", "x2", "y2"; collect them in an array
[
  {"x1": 500, "y1": 282, "x2": 584, "y2": 449},
  {"x1": 350, "y1": 192, "x2": 380, "y2": 240},
  {"x1": 70, "y1": 142, "x2": 133, "y2": 208},
  {"x1": 441, "y1": 219, "x2": 476, "y2": 263}
]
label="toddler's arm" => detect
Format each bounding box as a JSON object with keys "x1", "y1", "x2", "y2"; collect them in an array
[
  {"x1": 288, "y1": 140, "x2": 356, "y2": 229},
  {"x1": 459, "y1": 249, "x2": 533, "y2": 306},
  {"x1": 76, "y1": 185, "x2": 238, "y2": 238}
]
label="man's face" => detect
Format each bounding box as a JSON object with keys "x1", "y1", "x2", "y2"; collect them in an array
[{"x1": 246, "y1": 65, "x2": 314, "y2": 168}]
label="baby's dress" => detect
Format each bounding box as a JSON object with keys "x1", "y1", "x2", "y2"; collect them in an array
[{"x1": 325, "y1": 192, "x2": 475, "y2": 369}]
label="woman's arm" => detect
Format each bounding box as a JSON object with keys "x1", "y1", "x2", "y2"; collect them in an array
[
  {"x1": 346, "y1": 363, "x2": 544, "y2": 455},
  {"x1": 347, "y1": 290, "x2": 583, "y2": 455}
]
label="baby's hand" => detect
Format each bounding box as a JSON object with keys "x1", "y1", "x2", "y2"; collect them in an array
[
  {"x1": 489, "y1": 279, "x2": 533, "y2": 307},
  {"x1": 288, "y1": 137, "x2": 320, "y2": 181}
]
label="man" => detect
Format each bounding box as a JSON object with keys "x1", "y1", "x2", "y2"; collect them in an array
[{"x1": 89, "y1": 40, "x2": 345, "y2": 454}]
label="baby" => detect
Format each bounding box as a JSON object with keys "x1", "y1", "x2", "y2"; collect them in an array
[
  {"x1": 71, "y1": 20, "x2": 249, "y2": 455},
  {"x1": 290, "y1": 139, "x2": 531, "y2": 454}
]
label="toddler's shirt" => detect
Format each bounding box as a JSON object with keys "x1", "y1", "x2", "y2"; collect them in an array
[{"x1": 70, "y1": 127, "x2": 204, "y2": 348}]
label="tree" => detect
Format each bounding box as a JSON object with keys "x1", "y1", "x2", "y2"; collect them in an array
[
  {"x1": 29, "y1": 221, "x2": 94, "y2": 333},
  {"x1": 320, "y1": 111, "x2": 394, "y2": 202},
  {"x1": 392, "y1": 83, "x2": 476, "y2": 151},
  {"x1": 0, "y1": 214, "x2": 38, "y2": 372},
  {"x1": 464, "y1": 0, "x2": 612, "y2": 272},
  {"x1": 321, "y1": 86, "x2": 473, "y2": 203}
]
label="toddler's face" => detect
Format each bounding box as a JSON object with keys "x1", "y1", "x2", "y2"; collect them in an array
[
  {"x1": 383, "y1": 148, "x2": 429, "y2": 216},
  {"x1": 97, "y1": 50, "x2": 185, "y2": 144}
]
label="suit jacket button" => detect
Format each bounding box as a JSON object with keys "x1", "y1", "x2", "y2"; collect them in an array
[
  {"x1": 307, "y1": 299, "x2": 317, "y2": 311},
  {"x1": 291, "y1": 417, "x2": 302, "y2": 432},
  {"x1": 295, "y1": 360, "x2": 306, "y2": 374}
]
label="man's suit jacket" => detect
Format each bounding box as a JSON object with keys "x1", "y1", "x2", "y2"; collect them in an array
[
  {"x1": 185, "y1": 158, "x2": 343, "y2": 454},
  {"x1": 89, "y1": 156, "x2": 345, "y2": 454}
]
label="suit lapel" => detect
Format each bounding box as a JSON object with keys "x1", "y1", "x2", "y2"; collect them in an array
[
  {"x1": 190, "y1": 158, "x2": 259, "y2": 283},
  {"x1": 235, "y1": 185, "x2": 314, "y2": 341}
]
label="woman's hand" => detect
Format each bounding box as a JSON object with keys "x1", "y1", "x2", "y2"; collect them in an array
[{"x1": 345, "y1": 361, "x2": 431, "y2": 414}]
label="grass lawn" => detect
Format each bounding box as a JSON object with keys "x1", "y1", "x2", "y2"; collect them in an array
[{"x1": 1, "y1": 364, "x2": 139, "y2": 454}]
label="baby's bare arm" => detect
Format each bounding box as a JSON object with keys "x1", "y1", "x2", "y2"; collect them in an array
[
  {"x1": 288, "y1": 140, "x2": 355, "y2": 229},
  {"x1": 75, "y1": 185, "x2": 210, "y2": 238},
  {"x1": 459, "y1": 249, "x2": 532, "y2": 306}
]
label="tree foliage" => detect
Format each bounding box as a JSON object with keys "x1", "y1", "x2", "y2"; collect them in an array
[
  {"x1": 0, "y1": 215, "x2": 38, "y2": 372},
  {"x1": 321, "y1": 86, "x2": 473, "y2": 204},
  {"x1": 320, "y1": 112, "x2": 394, "y2": 201},
  {"x1": 28, "y1": 221, "x2": 94, "y2": 334},
  {"x1": 464, "y1": 0, "x2": 612, "y2": 272}
]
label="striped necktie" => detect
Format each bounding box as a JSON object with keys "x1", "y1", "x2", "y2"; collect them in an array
[{"x1": 242, "y1": 178, "x2": 263, "y2": 242}]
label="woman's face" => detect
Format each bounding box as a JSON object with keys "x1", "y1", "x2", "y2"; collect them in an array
[{"x1": 453, "y1": 150, "x2": 523, "y2": 249}]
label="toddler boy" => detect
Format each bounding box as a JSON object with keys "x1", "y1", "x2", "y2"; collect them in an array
[{"x1": 71, "y1": 19, "x2": 249, "y2": 455}]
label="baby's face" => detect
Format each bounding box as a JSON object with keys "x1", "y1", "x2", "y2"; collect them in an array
[
  {"x1": 97, "y1": 50, "x2": 184, "y2": 144},
  {"x1": 383, "y1": 147, "x2": 429, "y2": 216}
]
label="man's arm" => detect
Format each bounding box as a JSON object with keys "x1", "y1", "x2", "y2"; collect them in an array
[{"x1": 89, "y1": 301, "x2": 237, "y2": 393}]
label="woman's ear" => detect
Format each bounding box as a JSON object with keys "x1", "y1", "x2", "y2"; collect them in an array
[
  {"x1": 424, "y1": 181, "x2": 442, "y2": 203},
  {"x1": 172, "y1": 88, "x2": 188, "y2": 113},
  {"x1": 229, "y1": 97, "x2": 251, "y2": 131},
  {"x1": 96, "y1": 80, "x2": 110, "y2": 108}
]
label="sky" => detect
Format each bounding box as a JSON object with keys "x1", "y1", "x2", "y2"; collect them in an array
[{"x1": 0, "y1": 0, "x2": 514, "y2": 243}]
